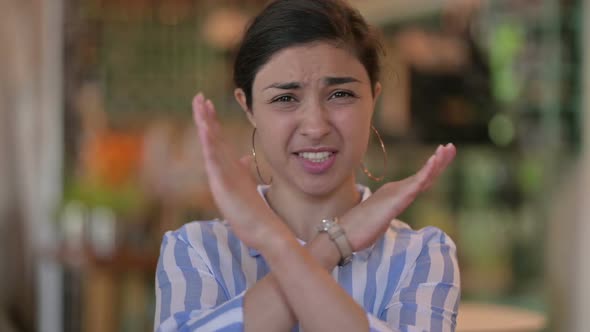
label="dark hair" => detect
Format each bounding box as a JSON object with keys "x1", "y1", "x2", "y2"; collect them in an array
[{"x1": 233, "y1": 0, "x2": 383, "y2": 109}]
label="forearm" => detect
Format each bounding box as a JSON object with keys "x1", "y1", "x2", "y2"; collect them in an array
[
  {"x1": 243, "y1": 231, "x2": 342, "y2": 331},
  {"x1": 259, "y1": 227, "x2": 369, "y2": 332}
]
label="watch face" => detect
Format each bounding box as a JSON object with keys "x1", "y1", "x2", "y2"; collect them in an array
[{"x1": 317, "y1": 218, "x2": 335, "y2": 232}]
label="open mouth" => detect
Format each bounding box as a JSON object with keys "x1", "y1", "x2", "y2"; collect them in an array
[
  {"x1": 293, "y1": 150, "x2": 338, "y2": 174},
  {"x1": 296, "y1": 151, "x2": 334, "y2": 163}
]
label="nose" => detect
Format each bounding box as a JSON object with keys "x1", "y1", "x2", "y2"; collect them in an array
[{"x1": 299, "y1": 101, "x2": 331, "y2": 140}]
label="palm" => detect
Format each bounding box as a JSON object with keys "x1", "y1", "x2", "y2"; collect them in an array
[{"x1": 192, "y1": 93, "x2": 279, "y2": 248}]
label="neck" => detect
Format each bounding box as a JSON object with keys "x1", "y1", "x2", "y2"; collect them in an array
[{"x1": 265, "y1": 177, "x2": 361, "y2": 242}]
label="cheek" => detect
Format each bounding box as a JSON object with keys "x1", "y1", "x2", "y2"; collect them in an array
[
  {"x1": 353, "y1": 126, "x2": 372, "y2": 156},
  {"x1": 334, "y1": 107, "x2": 372, "y2": 154},
  {"x1": 254, "y1": 113, "x2": 294, "y2": 153},
  {"x1": 334, "y1": 104, "x2": 373, "y2": 134}
]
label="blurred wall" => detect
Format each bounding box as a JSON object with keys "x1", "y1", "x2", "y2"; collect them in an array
[
  {"x1": 0, "y1": 0, "x2": 38, "y2": 330},
  {"x1": 575, "y1": 1, "x2": 590, "y2": 331},
  {"x1": 0, "y1": 0, "x2": 64, "y2": 331}
]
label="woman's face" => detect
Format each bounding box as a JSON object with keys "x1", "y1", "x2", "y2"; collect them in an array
[{"x1": 236, "y1": 42, "x2": 381, "y2": 197}]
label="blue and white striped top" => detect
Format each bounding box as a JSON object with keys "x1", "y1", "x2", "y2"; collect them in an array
[{"x1": 155, "y1": 185, "x2": 460, "y2": 332}]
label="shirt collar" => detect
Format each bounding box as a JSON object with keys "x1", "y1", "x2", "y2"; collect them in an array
[{"x1": 247, "y1": 184, "x2": 376, "y2": 261}]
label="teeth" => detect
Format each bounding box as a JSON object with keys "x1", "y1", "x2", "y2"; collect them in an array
[{"x1": 298, "y1": 151, "x2": 333, "y2": 163}]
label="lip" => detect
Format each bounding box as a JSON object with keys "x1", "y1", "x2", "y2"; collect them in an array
[{"x1": 294, "y1": 150, "x2": 337, "y2": 174}]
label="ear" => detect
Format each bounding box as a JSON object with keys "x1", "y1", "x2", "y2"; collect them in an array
[
  {"x1": 373, "y1": 82, "x2": 382, "y2": 106},
  {"x1": 369, "y1": 82, "x2": 382, "y2": 119},
  {"x1": 234, "y1": 88, "x2": 256, "y2": 127}
]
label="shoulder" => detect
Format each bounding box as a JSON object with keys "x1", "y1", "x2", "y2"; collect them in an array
[
  {"x1": 382, "y1": 220, "x2": 459, "y2": 282},
  {"x1": 377, "y1": 219, "x2": 458, "y2": 265},
  {"x1": 162, "y1": 219, "x2": 235, "y2": 249},
  {"x1": 159, "y1": 220, "x2": 240, "y2": 265},
  {"x1": 386, "y1": 219, "x2": 456, "y2": 248}
]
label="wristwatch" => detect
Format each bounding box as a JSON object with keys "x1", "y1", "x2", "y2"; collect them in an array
[{"x1": 317, "y1": 217, "x2": 353, "y2": 266}]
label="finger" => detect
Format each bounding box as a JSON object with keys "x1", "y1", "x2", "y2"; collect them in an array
[
  {"x1": 192, "y1": 93, "x2": 205, "y2": 125},
  {"x1": 427, "y1": 145, "x2": 442, "y2": 174},
  {"x1": 192, "y1": 92, "x2": 204, "y2": 109},
  {"x1": 193, "y1": 95, "x2": 222, "y2": 169},
  {"x1": 195, "y1": 97, "x2": 220, "y2": 147},
  {"x1": 384, "y1": 155, "x2": 436, "y2": 214},
  {"x1": 429, "y1": 145, "x2": 446, "y2": 180},
  {"x1": 203, "y1": 99, "x2": 244, "y2": 174},
  {"x1": 192, "y1": 95, "x2": 218, "y2": 134},
  {"x1": 205, "y1": 99, "x2": 224, "y2": 138},
  {"x1": 194, "y1": 97, "x2": 217, "y2": 155},
  {"x1": 205, "y1": 99, "x2": 215, "y2": 120},
  {"x1": 440, "y1": 143, "x2": 457, "y2": 170},
  {"x1": 383, "y1": 154, "x2": 432, "y2": 198},
  {"x1": 423, "y1": 144, "x2": 456, "y2": 190},
  {"x1": 414, "y1": 154, "x2": 436, "y2": 187},
  {"x1": 422, "y1": 145, "x2": 447, "y2": 190},
  {"x1": 420, "y1": 156, "x2": 440, "y2": 191},
  {"x1": 430, "y1": 144, "x2": 454, "y2": 180},
  {"x1": 193, "y1": 96, "x2": 210, "y2": 144}
]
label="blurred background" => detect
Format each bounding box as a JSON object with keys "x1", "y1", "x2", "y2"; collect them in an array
[{"x1": 1, "y1": 0, "x2": 589, "y2": 331}]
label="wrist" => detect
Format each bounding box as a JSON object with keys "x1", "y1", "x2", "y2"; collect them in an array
[
  {"x1": 338, "y1": 214, "x2": 360, "y2": 252},
  {"x1": 317, "y1": 217, "x2": 353, "y2": 266},
  {"x1": 308, "y1": 232, "x2": 341, "y2": 269},
  {"x1": 256, "y1": 216, "x2": 298, "y2": 259}
]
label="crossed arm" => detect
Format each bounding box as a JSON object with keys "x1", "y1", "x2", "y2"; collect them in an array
[
  {"x1": 155, "y1": 223, "x2": 460, "y2": 332},
  {"x1": 154, "y1": 94, "x2": 459, "y2": 331}
]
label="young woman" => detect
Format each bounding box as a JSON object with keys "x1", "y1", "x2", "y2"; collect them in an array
[{"x1": 155, "y1": 1, "x2": 459, "y2": 331}]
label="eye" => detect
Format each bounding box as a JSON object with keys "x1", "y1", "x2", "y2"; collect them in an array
[
  {"x1": 271, "y1": 95, "x2": 297, "y2": 103},
  {"x1": 329, "y1": 90, "x2": 356, "y2": 99}
]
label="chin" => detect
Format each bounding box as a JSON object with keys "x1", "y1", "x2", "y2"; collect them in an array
[{"x1": 294, "y1": 173, "x2": 350, "y2": 198}]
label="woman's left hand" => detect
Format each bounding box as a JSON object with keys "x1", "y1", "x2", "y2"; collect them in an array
[
  {"x1": 192, "y1": 93, "x2": 286, "y2": 249},
  {"x1": 341, "y1": 144, "x2": 456, "y2": 251}
]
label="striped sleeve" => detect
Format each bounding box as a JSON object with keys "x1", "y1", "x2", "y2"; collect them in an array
[
  {"x1": 155, "y1": 230, "x2": 245, "y2": 332},
  {"x1": 379, "y1": 227, "x2": 461, "y2": 332},
  {"x1": 367, "y1": 313, "x2": 401, "y2": 332}
]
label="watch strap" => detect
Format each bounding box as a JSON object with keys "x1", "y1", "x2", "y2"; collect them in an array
[{"x1": 320, "y1": 217, "x2": 353, "y2": 266}]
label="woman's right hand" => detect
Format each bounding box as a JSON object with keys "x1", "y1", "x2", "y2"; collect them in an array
[
  {"x1": 341, "y1": 144, "x2": 456, "y2": 251},
  {"x1": 192, "y1": 93, "x2": 290, "y2": 250}
]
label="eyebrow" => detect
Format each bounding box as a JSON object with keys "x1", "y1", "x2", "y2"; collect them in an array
[
  {"x1": 324, "y1": 76, "x2": 360, "y2": 86},
  {"x1": 264, "y1": 82, "x2": 301, "y2": 90},
  {"x1": 263, "y1": 76, "x2": 360, "y2": 91}
]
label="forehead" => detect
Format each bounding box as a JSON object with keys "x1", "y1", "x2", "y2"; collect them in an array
[{"x1": 252, "y1": 42, "x2": 369, "y2": 89}]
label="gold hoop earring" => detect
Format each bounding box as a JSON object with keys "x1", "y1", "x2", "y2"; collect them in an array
[
  {"x1": 251, "y1": 128, "x2": 272, "y2": 185},
  {"x1": 361, "y1": 125, "x2": 388, "y2": 182}
]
